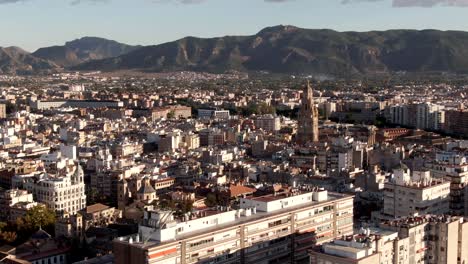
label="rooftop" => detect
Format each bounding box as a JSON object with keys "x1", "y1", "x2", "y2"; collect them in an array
[
  {"x1": 84, "y1": 203, "x2": 110, "y2": 214},
  {"x1": 117, "y1": 191, "x2": 352, "y2": 249}
]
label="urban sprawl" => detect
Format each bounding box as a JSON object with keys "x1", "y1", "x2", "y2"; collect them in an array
[{"x1": 0, "y1": 72, "x2": 468, "y2": 264}]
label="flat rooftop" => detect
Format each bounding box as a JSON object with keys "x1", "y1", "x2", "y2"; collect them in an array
[{"x1": 117, "y1": 192, "x2": 353, "y2": 249}]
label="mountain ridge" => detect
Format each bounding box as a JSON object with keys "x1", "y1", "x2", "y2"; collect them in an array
[
  {"x1": 5, "y1": 26, "x2": 468, "y2": 76},
  {"x1": 72, "y1": 26, "x2": 468, "y2": 77}
]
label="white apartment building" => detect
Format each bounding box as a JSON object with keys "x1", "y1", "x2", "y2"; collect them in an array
[
  {"x1": 114, "y1": 189, "x2": 354, "y2": 264},
  {"x1": 31, "y1": 165, "x2": 86, "y2": 215},
  {"x1": 379, "y1": 164, "x2": 450, "y2": 219},
  {"x1": 310, "y1": 228, "x2": 401, "y2": 264},
  {"x1": 311, "y1": 215, "x2": 468, "y2": 264},
  {"x1": 31, "y1": 100, "x2": 124, "y2": 110},
  {"x1": 381, "y1": 215, "x2": 468, "y2": 264},
  {"x1": 386, "y1": 103, "x2": 445, "y2": 130},
  {"x1": 425, "y1": 154, "x2": 468, "y2": 216},
  {"x1": 254, "y1": 115, "x2": 281, "y2": 132},
  {"x1": 416, "y1": 103, "x2": 445, "y2": 130},
  {"x1": 198, "y1": 109, "x2": 230, "y2": 120},
  {"x1": 0, "y1": 189, "x2": 36, "y2": 221}
]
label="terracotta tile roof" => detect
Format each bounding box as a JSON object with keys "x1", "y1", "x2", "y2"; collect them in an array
[
  {"x1": 85, "y1": 203, "x2": 110, "y2": 214},
  {"x1": 229, "y1": 185, "x2": 256, "y2": 198}
]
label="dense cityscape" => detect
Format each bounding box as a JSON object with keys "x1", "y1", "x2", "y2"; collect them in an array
[
  {"x1": 0, "y1": 70, "x2": 466, "y2": 264},
  {"x1": 2, "y1": 0, "x2": 468, "y2": 263}
]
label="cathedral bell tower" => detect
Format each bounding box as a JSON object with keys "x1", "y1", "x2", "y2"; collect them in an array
[{"x1": 296, "y1": 81, "x2": 319, "y2": 144}]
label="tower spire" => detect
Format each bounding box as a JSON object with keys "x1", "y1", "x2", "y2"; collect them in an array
[{"x1": 296, "y1": 81, "x2": 319, "y2": 144}]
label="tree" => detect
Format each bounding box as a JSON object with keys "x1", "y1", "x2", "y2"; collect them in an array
[
  {"x1": 0, "y1": 222, "x2": 16, "y2": 244},
  {"x1": 167, "y1": 110, "x2": 176, "y2": 119},
  {"x1": 257, "y1": 102, "x2": 276, "y2": 115},
  {"x1": 179, "y1": 201, "x2": 194, "y2": 214},
  {"x1": 0, "y1": 231, "x2": 17, "y2": 243},
  {"x1": 16, "y1": 205, "x2": 56, "y2": 237},
  {"x1": 205, "y1": 193, "x2": 218, "y2": 207}
]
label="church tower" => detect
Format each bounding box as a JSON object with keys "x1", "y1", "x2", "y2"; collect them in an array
[{"x1": 296, "y1": 81, "x2": 319, "y2": 144}]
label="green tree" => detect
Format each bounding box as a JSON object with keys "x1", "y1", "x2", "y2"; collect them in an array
[
  {"x1": 257, "y1": 102, "x2": 276, "y2": 115},
  {"x1": 205, "y1": 193, "x2": 218, "y2": 207},
  {"x1": 179, "y1": 201, "x2": 194, "y2": 214},
  {"x1": 167, "y1": 110, "x2": 176, "y2": 119},
  {"x1": 16, "y1": 205, "x2": 56, "y2": 237}
]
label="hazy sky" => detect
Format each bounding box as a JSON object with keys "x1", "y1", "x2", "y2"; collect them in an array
[{"x1": 1, "y1": 0, "x2": 467, "y2": 51}]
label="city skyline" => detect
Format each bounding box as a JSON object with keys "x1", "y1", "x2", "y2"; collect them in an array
[{"x1": 1, "y1": 0, "x2": 468, "y2": 51}]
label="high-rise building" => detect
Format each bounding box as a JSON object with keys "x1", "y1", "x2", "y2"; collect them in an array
[
  {"x1": 378, "y1": 165, "x2": 450, "y2": 220},
  {"x1": 310, "y1": 215, "x2": 468, "y2": 264},
  {"x1": 380, "y1": 215, "x2": 468, "y2": 264},
  {"x1": 113, "y1": 189, "x2": 354, "y2": 264},
  {"x1": 444, "y1": 109, "x2": 468, "y2": 137},
  {"x1": 296, "y1": 82, "x2": 319, "y2": 144}
]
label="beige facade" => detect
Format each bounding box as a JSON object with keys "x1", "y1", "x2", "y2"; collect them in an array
[
  {"x1": 381, "y1": 215, "x2": 468, "y2": 264},
  {"x1": 381, "y1": 166, "x2": 450, "y2": 219},
  {"x1": 0, "y1": 103, "x2": 6, "y2": 119},
  {"x1": 114, "y1": 190, "x2": 354, "y2": 264}
]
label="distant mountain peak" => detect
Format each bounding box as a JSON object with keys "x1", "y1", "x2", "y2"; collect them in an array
[
  {"x1": 257, "y1": 25, "x2": 300, "y2": 35},
  {"x1": 33, "y1": 37, "x2": 140, "y2": 67}
]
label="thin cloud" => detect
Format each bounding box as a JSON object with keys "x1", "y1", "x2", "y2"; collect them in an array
[
  {"x1": 0, "y1": 0, "x2": 296, "y2": 4},
  {"x1": 70, "y1": 0, "x2": 109, "y2": 5},
  {"x1": 393, "y1": 0, "x2": 468, "y2": 7},
  {"x1": 0, "y1": 0, "x2": 26, "y2": 3},
  {"x1": 342, "y1": 0, "x2": 468, "y2": 6}
]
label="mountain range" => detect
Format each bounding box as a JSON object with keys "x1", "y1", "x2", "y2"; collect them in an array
[{"x1": 4, "y1": 26, "x2": 468, "y2": 76}]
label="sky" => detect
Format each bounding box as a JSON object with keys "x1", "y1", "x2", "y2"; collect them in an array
[{"x1": 1, "y1": 0, "x2": 468, "y2": 51}]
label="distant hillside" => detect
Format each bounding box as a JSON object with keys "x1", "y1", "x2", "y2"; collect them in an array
[
  {"x1": 33, "y1": 37, "x2": 140, "y2": 67},
  {"x1": 0, "y1": 46, "x2": 59, "y2": 75},
  {"x1": 73, "y1": 26, "x2": 468, "y2": 77}
]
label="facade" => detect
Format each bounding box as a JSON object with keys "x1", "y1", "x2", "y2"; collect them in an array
[
  {"x1": 380, "y1": 165, "x2": 450, "y2": 219},
  {"x1": 380, "y1": 215, "x2": 468, "y2": 264},
  {"x1": 254, "y1": 115, "x2": 281, "y2": 132},
  {"x1": 113, "y1": 189, "x2": 354, "y2": 264},
  {"x1": 296, "y1": 82, "x2": 319, "y2": 144},
  {"x1": 0, "y1": 103, "x2": 6, "y2": 119},
  {"x1": 386, "y1": 103, "x2": 445, "y2": 131},
  {"x1": 30, "y1": 165, "x2": 87, "y2": 215},
  {"x1": 444, "y1": 110, "x2": 468, "y2": 137},
  {"x1": 0, "y1": 189, "x2": 36, "y2": 221},
  {"x1": 31, "y1": 100, "x2": 124, "y2": 110},
  {"x1": 56, "y1": 204, "x2": 121, "y2": 238},
  {"x1": 312, "y1": 215, "x2": 468, "y2": 264},
  {"x1": 425, "y1": 154, "x2": 468, "y2": 216},
  {"x1": 310, "y1": 228, "x2": 400, "y2": 264},
  {"x1": 198, "y1": 109, "x2": 230, "y2": 120}
]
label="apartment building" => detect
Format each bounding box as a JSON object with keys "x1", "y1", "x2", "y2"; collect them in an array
[
  {"x1": 385, "y1": 103, "x2": 445, "y2": 131},
  {"x1": 0, "y1": 189, "x2": 36, "y2": 221},
  {"x1": 381, "y1": 215, "x2": 468, "y2": 264},
  {"x1": 254, "y1": 115, "x2": 281, "y2": 132},
  {"x1": 379, "y1": 165, "x2": 450, "y2": 219},
  {"x1": 198, "y1": 109, "x2": 230, "y2": 120},
  {"x1": 444, "y1": 109, "x2": 468, "y2": 137},
  {"x1": 311, "y1": 215, "x2": 468, "y2": 264},
  {"x1": 113, "y1": 189, "x2": 354, "y2": 264},
  {"x1": 31, "y1": 100, "x2": 124, "y2": 110},
  {"x1": 31, "y1": 165, "x2": 87, "y2": 215},
  {"x1": 425, "y1": 154, "x2": 468, "y2": 216},
  {"x1": 310, "y1": 228, "x2": 401, "y2": 264}
]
